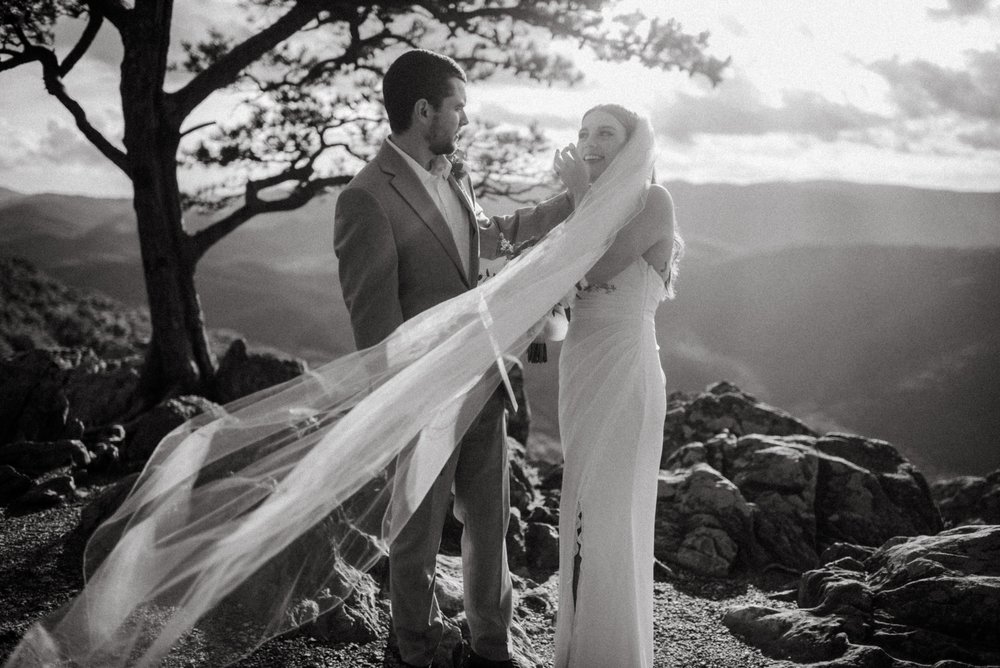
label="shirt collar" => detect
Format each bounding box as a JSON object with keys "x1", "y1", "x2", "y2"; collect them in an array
[{"x1": 387, "y1": 137, "x2": 451, "y2": 185}]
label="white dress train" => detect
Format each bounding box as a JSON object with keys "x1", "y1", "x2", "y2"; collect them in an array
[{"x1": 553, "y1": 258, "x2": 667, "y2": 668}]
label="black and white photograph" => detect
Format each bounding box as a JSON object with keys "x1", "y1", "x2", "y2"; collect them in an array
[{"x1": 1, "y1": 1, "x2": 998, "y2": 666}]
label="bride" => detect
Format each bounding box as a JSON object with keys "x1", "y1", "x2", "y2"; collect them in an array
[
  {"x1": 4, "y1": 109, "x2": 666, "y2": 668},
  {"x1": 553, "y1": 104, "x2": 680, "y2": 668}
]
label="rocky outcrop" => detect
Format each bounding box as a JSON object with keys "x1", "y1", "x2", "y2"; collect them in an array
[
  {"x1": 440, "y1": 435, "x2": 559, "y2": 576},
  {"x1": 124, "y1": 395, "x2": 222, "y2": 470},
  {"x1": 427, "y1": 555, "x2": 544, "y2": 667},
  {"x1": 0, "y1": 439, "x2": 90, "y2": 474},
  {"x1": 656, "y1": 462, "x2": 758, "y2": 577},
  {"x1": 0, "y1": 465, "x2": 32, "y2": 502},
  {"x1": 661, "y1": 382, "x2": 816, "y2": 467},
  {"x1": 723, "y1": 525, "x2": 1000, "y2": 667},
  {"x1": 214, "y1": 338, "x2": 306, "y2": 404},
  {"x1": 11, "y1": 474, "x2": 78, "y2": 509},
  {"x1": 0, "y1": 347, "x2": 141, "y2": 447},
  {"x1": 931, "y1": 469, "x2": 1000, "y2": 528},
  {"x1": 655, "y1": 399, "x2": 941, "y2": 577}
]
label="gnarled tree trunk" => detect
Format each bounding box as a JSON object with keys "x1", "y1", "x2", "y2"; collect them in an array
[{"x1": 121, "y1": 0, "x2": 215, "y2": 399}]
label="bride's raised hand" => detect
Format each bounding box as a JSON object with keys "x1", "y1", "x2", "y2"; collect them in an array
[{"x1": 554, "y1": 143, "x2": 589, "y2": 208}]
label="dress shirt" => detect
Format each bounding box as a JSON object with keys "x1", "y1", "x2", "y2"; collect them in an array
[{"x1": 387, "y1": 138, "x2": 471, "y2": 276}]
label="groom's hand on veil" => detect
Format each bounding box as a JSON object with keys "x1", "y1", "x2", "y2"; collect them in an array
[{"x1": 554, "y1": 143, "x2": 589, "y2": 206}]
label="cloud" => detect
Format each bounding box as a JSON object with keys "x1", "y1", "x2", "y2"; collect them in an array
[
  {"x1": 1, "y1": 120, "x2": 115, "y2": 169},
  {"x1": 655, "y1": 74, "x2": 887, "y2": 143},
  {"x1": 37, "y1": 120, "x2": 112, "y2": 165},
  {"x1": 957, "y1": 124, "x2": 1000, "y2": 149},
  {"x1": 870, "y1": 47, "x2": 1000, "y2": 121},
  {"x1": 476, "y1": 102, "x2": 576, "y2": 131},
  {"x1": 718, "y1": 15, "x2": 746, "y2": 37},
  {"x1": 928, "y1": 0, "x2": 992, "y2": 19}
]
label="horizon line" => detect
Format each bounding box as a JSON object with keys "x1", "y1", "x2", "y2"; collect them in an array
[{"x1": 3, "y1": 178, "x2": 999, "y2": 200}]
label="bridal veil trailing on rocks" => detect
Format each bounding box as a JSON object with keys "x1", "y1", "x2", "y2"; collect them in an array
[{"x1": 5, "y1": 118, "x2": 656, "y2": 668}]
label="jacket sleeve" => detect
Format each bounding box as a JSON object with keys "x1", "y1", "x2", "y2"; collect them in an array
[
  {"x1": 473, "y1": 184, "x2": 575, "y2": 260},
  {"x1": 334, "y1": 187, "x2": 404, "y2": 350}
]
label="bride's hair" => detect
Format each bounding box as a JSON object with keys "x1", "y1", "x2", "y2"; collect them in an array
[{"x1": 584, "y1": 103, "x2": 685, "y2": 298}]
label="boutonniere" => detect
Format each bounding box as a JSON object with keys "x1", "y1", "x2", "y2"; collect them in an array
[{"x1": 448, "y1": 149, "x2": 468, "y2": 181}]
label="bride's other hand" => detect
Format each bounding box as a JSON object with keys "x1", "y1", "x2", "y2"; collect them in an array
[{"x1": 554, "y1": 143, "x2": 589, "y2": 207}]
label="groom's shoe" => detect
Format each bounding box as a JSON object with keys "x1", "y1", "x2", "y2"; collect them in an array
[
  {"x1": 383, "y1": 645, "x2": 431, "y2": 668},
  {"x1": 462, "y1": 648, "x2": 520, "y2": 668}
]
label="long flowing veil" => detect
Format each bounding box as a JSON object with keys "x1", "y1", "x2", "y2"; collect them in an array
[{"x1": 4, "y1": 117, "x2": 656, "y2": 667}]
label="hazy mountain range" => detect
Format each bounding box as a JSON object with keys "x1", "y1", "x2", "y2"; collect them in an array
[{"x1": 1, "y1": 180, "x2": 997, "y2": 479}]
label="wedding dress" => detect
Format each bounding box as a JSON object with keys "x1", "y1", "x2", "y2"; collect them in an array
[{"x1": 554, "y1": 258, "x2": 668, "y2": 668}]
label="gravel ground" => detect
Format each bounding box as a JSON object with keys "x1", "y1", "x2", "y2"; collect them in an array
[{"x1": 1, "y1": 495, "x2": 793, "y2": 667}]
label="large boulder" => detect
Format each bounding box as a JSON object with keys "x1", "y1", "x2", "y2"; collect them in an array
[
  {"x1": 657, "y1": 432, "x2": 942, "y2": 577},
  {"x1": 931, "y1": 469, "x2": 1000, "y2": 528},
  {"x1": 655, "y1": 463, "x2": 759, "y2": 576},
  {"x1": 812, "y1": 434, "x2": 940, "y2": 549},
  {"x1": 508, "y1": 438, "x2": 540, "y2": 514},
  {"x1": 525, "y1": 521, "x2": 560, "y2": 571},
  {"x1": 661, "y1": 382, "x2": 816, "y2": 467},
  {"x1": 723, "y1": 525, "x2": 1000, "y2": 667},
  {"x1": 124, "y1": 395, "x2": 222, "y2": 470},
  {"x1": 214, "y1": 338, "x2": 306, "y2": 404},
  {"x1": 0, "y1": 439, "x2": 90, "y2": 475},
  {"x1": 300, "y1": 569, "x2": 384, "y2": 645}
]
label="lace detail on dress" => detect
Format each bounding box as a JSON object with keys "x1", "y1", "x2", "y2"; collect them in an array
[
  {"x1": 572, "y1": 502, "x2": 583, "y2": 606},
  {"x1": 579, "y1": 282, "x2": 617, "y2": 295},
  {"x1": 574, "y1": 503, "x2": 583, "y2": 557}
]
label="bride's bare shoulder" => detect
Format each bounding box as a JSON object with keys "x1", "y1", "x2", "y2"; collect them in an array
[
  {"x1": 635, "y1": 184, "x2": 674, "y2": 234},
  {"x1": 644, "y1": 184, "x2": 674, "y2": 216}
]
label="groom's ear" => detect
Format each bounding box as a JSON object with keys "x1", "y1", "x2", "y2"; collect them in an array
[{"x1": 413, "y1": 98, "x2": 432, "y2": 125}]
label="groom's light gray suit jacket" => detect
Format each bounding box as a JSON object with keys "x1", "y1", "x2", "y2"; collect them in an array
[{"x1": 335, "y1": 141, "x2": 573, "y2": 350}]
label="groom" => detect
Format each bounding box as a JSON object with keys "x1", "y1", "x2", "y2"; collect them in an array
[{"x1": 334, "y1": 50, "x2": 574, "y2": 668}]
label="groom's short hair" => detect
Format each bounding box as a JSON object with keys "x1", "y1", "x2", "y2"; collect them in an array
[{"x1": 383, "y1": 50, "x2": 467, "y2": 133}]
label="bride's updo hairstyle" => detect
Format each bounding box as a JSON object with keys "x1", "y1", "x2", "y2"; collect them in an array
[{"x1": 583, "y1": 103, "x2": 685, "y2": 298}]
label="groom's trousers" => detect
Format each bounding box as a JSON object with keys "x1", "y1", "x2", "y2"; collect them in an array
[{"x1": 389, "y1": 390, "x2": 513, "y2": 665}]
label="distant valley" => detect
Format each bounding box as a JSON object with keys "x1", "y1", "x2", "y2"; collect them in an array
[{"x1": 1, "y1": 181, "x2": 997, "y2": 478}]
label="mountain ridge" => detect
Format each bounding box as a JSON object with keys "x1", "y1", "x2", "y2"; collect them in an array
[{"x1": 1, "y1": 180, "x2": 997, "y2": 478}]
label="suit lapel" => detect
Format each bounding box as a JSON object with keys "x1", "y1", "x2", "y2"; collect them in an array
[
  {"x1": 449, "y1": 175, "x2": 480, "y2": 286},
  {"x1": 377, "y1": 142, "x2": 469, "y2": 287}
]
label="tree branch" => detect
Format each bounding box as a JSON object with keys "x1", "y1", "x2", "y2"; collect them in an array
[
  {"x1": 189, "y1": 170, "x2": 349, "y2": 260},
  {"x1": 0, "y1": 48, "x2": 39, "y2": 73},
  {"x1": 47, "y1": 72, "x2": 130, "y2": 174},
  {"x1": 180, "y1": 120, "x2": 215, "y2": 138},
  {"x1": 59, "y1": 8, "x2": 103, "y2": 76},
  {"x1": 84, "y1": 0, "x2": 131, "y2": 28},
  {"x1": 4, "y1": 24, "x2": 129, "y2": 174},
  {"x1": 166, "y1": 0, "x2": 323, "y2": 129}
]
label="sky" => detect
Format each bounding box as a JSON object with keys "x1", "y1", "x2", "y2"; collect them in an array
[{"x1": 1, "y1": 0, "x2": 998, "y2": 197}]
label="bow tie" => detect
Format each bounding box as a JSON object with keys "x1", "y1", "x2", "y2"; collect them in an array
[{"x1": 429, "y1": 155, "x2": 452, "y2": 180}]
